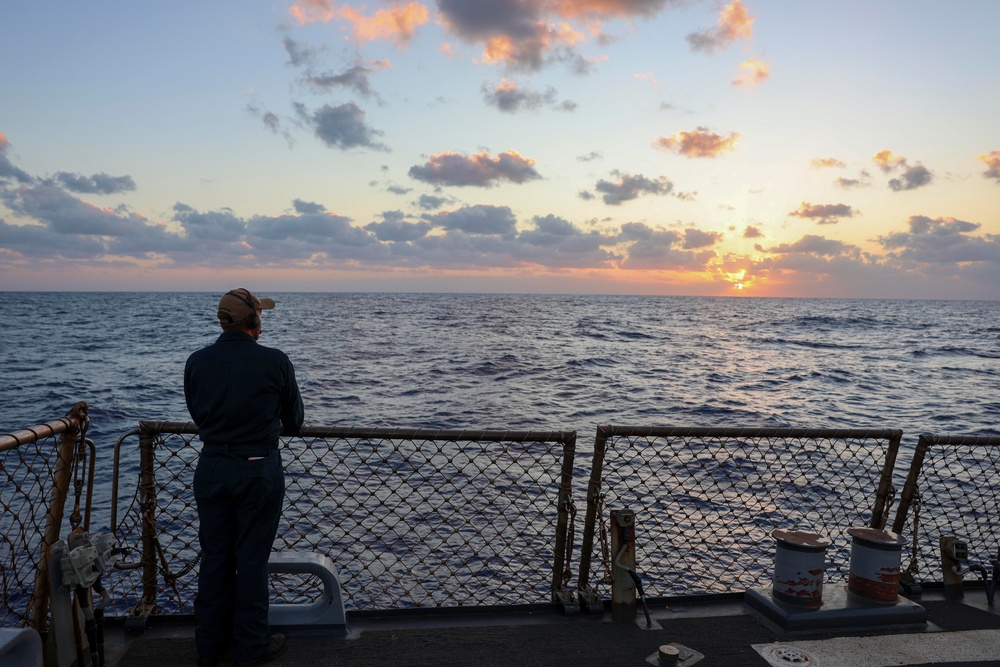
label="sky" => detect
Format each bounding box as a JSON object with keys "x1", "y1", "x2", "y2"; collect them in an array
[{"x1": 1, "y1": 1, "x2": 998, "y2": 299}]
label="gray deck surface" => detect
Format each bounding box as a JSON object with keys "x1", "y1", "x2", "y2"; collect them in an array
[{"x1": 109, "y1": 592, "x2": 1000, "y2": 667}]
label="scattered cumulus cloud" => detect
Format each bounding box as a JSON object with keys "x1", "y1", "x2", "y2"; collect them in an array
[
  {"x1": 408, "y1": 150, "x2": 541, "y2": 187},
  {"x1": 877, "y1": 215, "x2": 1000, "y2": 264},
  {"x1": 290, "y1": 1, "x2": 430, "y2": 47},
  {"x1": 301, "y1": 60, "x2": 391, "y2": 99},
  {"x1": 788, "y1": 202, "x2": 856, "y2": 225},
  {"x1": 0, "y1": 132, "x2": 33, "y2": 184},
  {"x1": 872, "y1": 149, "x2": 907, "y2": 173},
  {"x1": 811, "y1": 157, "x2": 846, "y2": 169},
  {"x1": 763, "y1": 234, "x2": 855, "y2": 257},
  {"x1": 743, "y1": 225, "x2": 763, "y2": 238},
  {"x1": 481, "y1": 79, "x2": 573, "y2": 113},
  {"x1": 652, "y1": 127, "x2": 739, "y2": 158},
  {"x1": 294, "y1": 101, "x2": 389, "y2": 151},
  {"x1": 872, "y1": 150, "x2": 933, "y2": 191},
  {"x1": 889, "y1": 164, "x2": 933, "y2": 192},
  {"x1": 52, "y1": 172, "x2": 136, "y2": 195},
  {"x1": 424, "y1": 204, "x2": 518, "y2": 235},
  {"x1": 686, "y1": 0, "x2": 754, "y2": 54},
  {"x1": 732, "y1": 58, "x2": 770, "y2": 87},
  {"x1": 593, "y1": 171, "x2": 673, "y2": 205},
  {"x1": 978, "y1": 150, "x2": 1000, "y2": 184}
]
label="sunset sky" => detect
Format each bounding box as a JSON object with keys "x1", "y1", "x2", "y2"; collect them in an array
[{"x1": 1, "y1": 1, "x2": 998, "y2": 298}]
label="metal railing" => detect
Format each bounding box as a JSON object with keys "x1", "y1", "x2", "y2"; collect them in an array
[
  {"x1": 5, "y1": 402, "x2": 999, "y2": 632},
  {"x1": 578, "y1": 426, "x2": 902, "y2": 601},
  {"x1": 108, "y1": 421, "x2": 577, "y2": 616},
  {"x1": 892, "y1": 434, "x2": 1000, "y2": 584},
  {"x1": 0, "y1": 403, "x2": 92, "y2": 630}
]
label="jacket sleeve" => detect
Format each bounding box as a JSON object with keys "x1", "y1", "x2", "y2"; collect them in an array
[{"x1": 280, "y1": 356, "x2": 305, "y2": 436}]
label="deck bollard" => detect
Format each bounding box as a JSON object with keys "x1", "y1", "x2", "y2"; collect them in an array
[
  {"x1": 771, "y1": 529, "x2": 830, "y2": 608},
  {"x1": 610, "y1": 509, "x2": 636, "y2": 620},
  {"x1": 940, "y1": 535, "x2": 970, "y2": 600},
  {"x1": 847, "y1": 527, "x2": 905, "y2": 604}
]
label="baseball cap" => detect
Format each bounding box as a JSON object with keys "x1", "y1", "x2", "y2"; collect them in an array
[{"x1": 217, "y1": 288, "x2": 276, "y2": 324}]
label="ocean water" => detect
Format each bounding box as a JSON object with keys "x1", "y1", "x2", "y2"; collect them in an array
[{"x1": 2, "y1": 292, "x2": 998, "y2": 443}]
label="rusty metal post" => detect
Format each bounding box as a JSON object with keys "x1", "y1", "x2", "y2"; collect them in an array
[
  {"x1": 610, "y1": 508, "x2": 636, "y2": 620},
  {"x1": 137, "y1": 425, "x2": 159, "y2": 617},
  {"x1": 550, "y1": 433, "x2": 576, "y2": 605},
  {"x1": 578, "y1": 427, "x2": 610, "y2": 608},
  {"x1": 29, "y1": 404, "x2": 86, "y2": 633},
  {"x1": 870, "y1": 430, "x2": 903, "y2": 529},
  {"x1": 891, "y1": 437, "x2": 930, "y2": 535},
  {"x1": 940, "y1": 535, "x2": 967, "y2": 600}
]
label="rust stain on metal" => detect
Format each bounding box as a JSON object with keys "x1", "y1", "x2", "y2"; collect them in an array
[
  {"x1": 772, "y1": 529, "x2": 830, "y2": 548},
  {"x1": 848, "y1": 527, "x2": 901, "y2": 545}
]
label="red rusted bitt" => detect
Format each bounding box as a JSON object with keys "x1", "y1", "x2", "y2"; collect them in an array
[
  {"x1": 771, "y1": 529, "x2": 830, "y2": 608},
  {"x1": 847, "y1": 527, "x2": 905, "y2": 604}
]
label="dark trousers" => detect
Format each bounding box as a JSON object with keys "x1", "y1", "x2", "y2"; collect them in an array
[{"x1": 193, "y1": 447, "x2": 284, "y2": 662}]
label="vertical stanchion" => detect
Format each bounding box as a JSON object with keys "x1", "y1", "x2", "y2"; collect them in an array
[
  {"x1": 31, "y1": 406, "x2": 85, "y2": 633},
  {"x1": 610, "y1": 508, "x2": 636, "y2": 620},
  {"x1": 137, "y1": 425, "x2": 159, "y2": 619}
]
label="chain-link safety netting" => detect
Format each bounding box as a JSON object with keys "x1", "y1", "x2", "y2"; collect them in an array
[
  {"x1": 107, "y1": 422, "x2": 577, "y2": 616},
  {"x1": 0, "y1": 404, "x2": 91, "y2": 630},
  {"x1": 578, "y1": 426, "x2": 901, "y2": 601},
  {"x1": 891, "y1": 434, "x2": 1000, "y2": 585}
]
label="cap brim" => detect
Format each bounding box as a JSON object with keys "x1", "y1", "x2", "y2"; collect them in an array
[{"x1": 258, "y1": 297, "x2": 276, "y2": 309}]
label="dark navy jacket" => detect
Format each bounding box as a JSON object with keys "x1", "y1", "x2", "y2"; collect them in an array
[{"x1": 184, "y1": 331, "x2": 304, "y2": 447}]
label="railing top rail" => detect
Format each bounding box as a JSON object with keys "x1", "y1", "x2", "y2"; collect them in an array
[
  {"x1": 916, "y1": 433, "x2": 1000, "y2": 447},
  {"x1": 596, "y1": 425, "x2": 902, "y2": 440},
  {"x1": 136, "y1": 420, "x2": 576, "y2": 444},
  {"x1": 0, "y1": 417, "x2": 75, "y2": 452}
]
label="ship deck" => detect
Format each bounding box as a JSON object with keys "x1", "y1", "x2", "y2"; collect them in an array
[{"x1": 106, "y1": 588, "x2": 1000, "y2": 667}]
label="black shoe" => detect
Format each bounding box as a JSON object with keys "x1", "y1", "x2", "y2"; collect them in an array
[{"x1": 234, "y1": 634, "x2": 286, "y2": 666}]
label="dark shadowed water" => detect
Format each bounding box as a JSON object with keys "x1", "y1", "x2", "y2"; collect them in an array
[{"x1": 2, "y1": 292, "x2": 998, "y2": 441}]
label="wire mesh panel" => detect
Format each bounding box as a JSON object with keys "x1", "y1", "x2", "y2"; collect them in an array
[
  {"x1": 891, "y1": 434, "x2": 1000, "y2": 584},
  {"x1": 108, "y1": 422, "x2": 576, "y2": 616},
  {"x1": 579, "y1": 426, "x2": 901, "y2": 600},
  {"x1": 0, "y1": 407, "x2": 87, "y2": 630}
]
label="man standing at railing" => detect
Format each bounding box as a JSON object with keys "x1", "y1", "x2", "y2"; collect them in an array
[{"x1": 184, "y1": 288, "x2": 304, "y2": 667}]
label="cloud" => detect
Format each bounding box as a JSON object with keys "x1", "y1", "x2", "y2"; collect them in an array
[
  {"x1": 877, "y1": 215, "x2": 1000, "y2": 263},
  {"x1": 52, "y1": 171, "x2": 136, "y2": 195},
  {"x1": 295, "y1": 102, "x2": 388, "y2": 151},
  {"x1": 0, "y1": 132, "x2": 33, "y2": 184},
  {"x1": 282, "y1": 36, "x2": 318, "y2": 67},
  {"x1": 732, "y1": 58, "x2": 770, "y2": 87},
  {"x1": 872, "y1": 149, "x2": 907, "y2": 173},
  {"x1": 408, "y1": 150, "x2": 541, "y2": 187},
  {"x1": 293, "y1": 199, "x2": 326, "y2": 214},
  {"x1": 683, "y1": 228, "x2": 722, "y2": 249},
  {"x1": 978, "y1": 150, "x2": 1000, "y2": 184},
  {"x1": 482, "y1": 78, "x2": 572, "y2": 113},
  {"x1": 888, "y1": 164, "x2": 933, "y2": 191},
  {"x1": 302, "y1": 60, "x2": 391, "y2": 98},
  {"x1": 417, "y1": 193, "x2": 450, "y2": 210},
  {"x1": 577, "y1": 151, "x2": 603, "y2": 162},
  {"x1": 743, "y1": 225, "x2": 763, "y2": 238},
  {"x1": 424, "y1": 204, "x2": 518, "y2": 235},
  {"x1": 835, "y1": 171, "x2": 872, "y2": 190},
  {"x1": 686, "y1": 0, "x2": 754, "y2": 54},
  {"x1": 652, "y1": 127, "x2": 739, "y2": 158},
  {"x1": 763, "y1": 234, "x2": 855, "y2": 257},
  {"x1": 365, "y1": 210, "x2": 433, "y2": 241},
  {"x1": 616, "y1": 221, "x2": 716, "y2": 270},
  {"x1": 593, "y1": 171, "x2": 673, "y2": 205},
  {"x1": 436, "y1": 0, "x2": 680, "y2": 72},
  {"x1": 290, "y1": 1, "x2": 430, "y2": 46},
  {"x1": 811, "y1": 157, "x2": 846, "y2": 169},
  {"x1": 788, "y1": 202, "x2": 856, "y2": 225}
]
